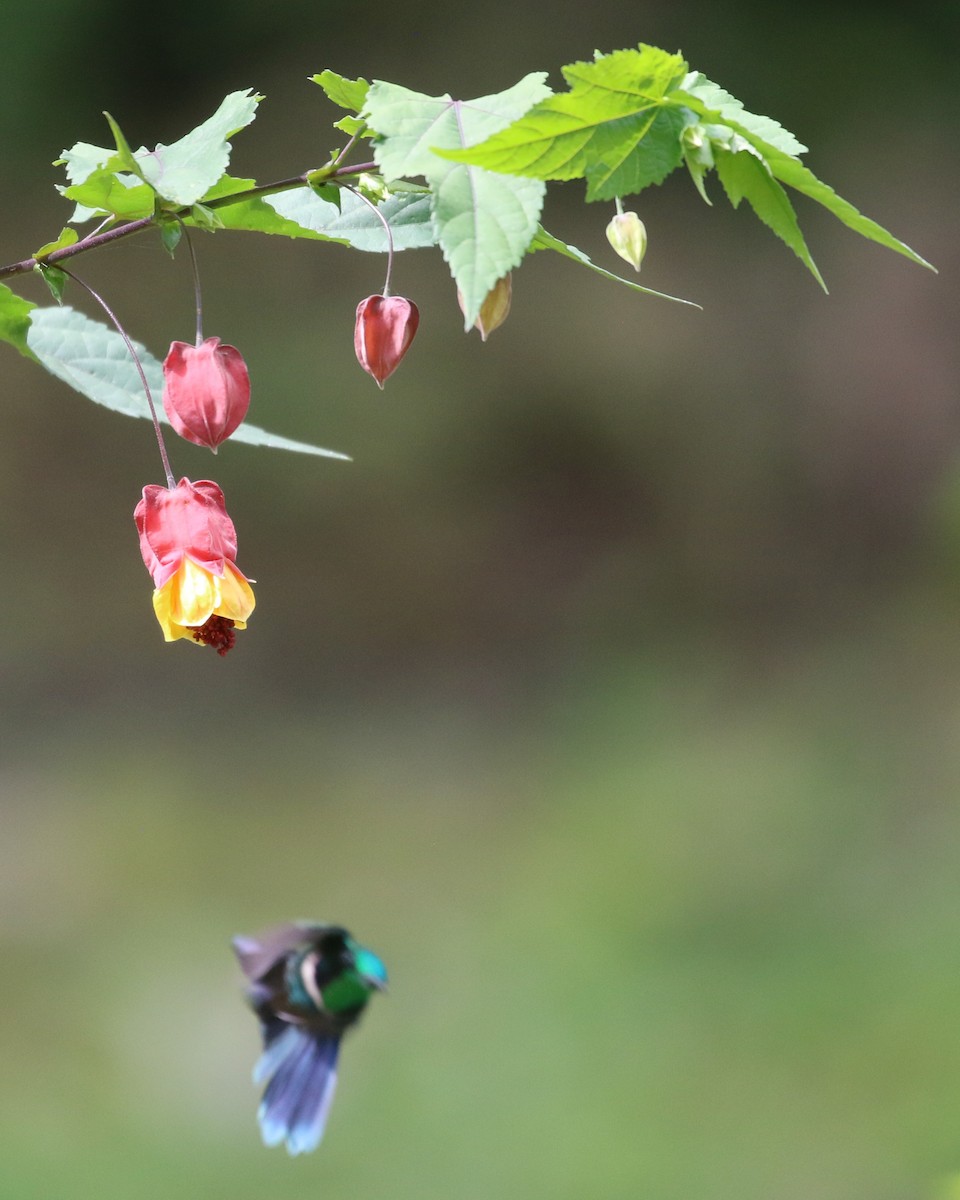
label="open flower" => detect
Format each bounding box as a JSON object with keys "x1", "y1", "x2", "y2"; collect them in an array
[
  {"x1": 354, "y1": 295, "x2": 419, "y2": 387},
  {"x1": 162, "y1": 337, "x2": 250, "y2": 451},
  {"x1": 134, "y1": 478, "x2": 255, "y2": 655}
]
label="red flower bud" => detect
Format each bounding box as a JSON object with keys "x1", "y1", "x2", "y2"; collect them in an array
[
  {"x1": 162, "y1": 337, "x2": 251, "y2": 451},
  {"x1": 135, "y1": 477, "x2": 255, "y2": 654},
  {"x1": 354, "y1": 295, "x2": 419, "y2": 388}
]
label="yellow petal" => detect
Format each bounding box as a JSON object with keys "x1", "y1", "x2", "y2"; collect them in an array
[
  {"x1": 151, "y1": 559, "x2": 256, "y2": 642},
  {"x1": 218, "y1": 563, "x2": 256, "y2": 622},
  {"x1": 152, "y1": 582, "x2": 200, "y2": 643},
  {"x1": 168, "y1": 558, "x2": 219, "y2": 627}
]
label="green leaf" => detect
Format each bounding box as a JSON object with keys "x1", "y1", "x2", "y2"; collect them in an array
[
  {"x1": 0, "y1": 284, "x2": 37, "y2": 360},
  {"x1": 56, "y1": 140, "x2": 122, "y2": 185},
  {"x1": 364, "y1": 74, "x2": 551, "y2": 323},
  {"x1": 714, "y1": 144, "x2": 826, "y2": 290},
  {"x1": 365, "y1": 75, "x2": 549, "y2": 179},
  {"x1": 25, "y1": 306, "x2": 349, "y2": 459},
  {"x1": 137, "y1": 89, "x2": 263, "y2": 208},
  {"x1": 189, "y1": 202, "x2": 224, "y2": 231},
  {"x1": 766, "y1": 152, "x2": 936, "y2": 272},
  {"x1": 266, "y1": 188, "x2": 436, "y2": 251},
  {"x1": 311, "y1": 70, "x2": 370, "y2": 112},
  {"x1": 34, "y1": 227, "x2": 79, "y2": 260},
  {"x1": 673, "y1": 72, "x2": 933, "y2": 273},
  {"x1": 200, "y1": 175, "x2": 348, "y2": 241},
  {"x1": 62, "y1": 168, "x2": 156, "y2": 221},
  {"x1": 675, "y1": 74, "x2": 807, "y2": 157},
  {"x1": 439, "y1": 45, "x2": 688, "y2": 201},
  {"x1": 103, "y1": 111, "x2": 143, "y2": 176},
  {"x1": 529, "y1": 227, "x2": 700, "y2": 307},
  {"x1": 334, "y1": 115, "x2": 367, "y2": 136},
  {"x1": 57, "y1": 92, "x2": 261, "y2": 217},
  {"x1": 38, "y1": 265, "x2": 68, "y2": 304},
  {"x1": 310, "y1": 182, "x2": 341, "y2": 207},
  {"x1": 584, "y1": 104, "x2": 688, "y2": 201},
  {"x1": 159, "y1": 219, "x2": 182, "y2": 255}
]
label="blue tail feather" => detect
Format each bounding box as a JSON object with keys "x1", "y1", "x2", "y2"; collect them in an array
[{"x1": 254, "y1": 1024, "x2": 340, "y2": 1155}]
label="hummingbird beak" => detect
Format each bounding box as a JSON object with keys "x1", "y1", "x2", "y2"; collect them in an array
[{"x1": 365, "y1": 973, "x2": 388, "y2": 994}]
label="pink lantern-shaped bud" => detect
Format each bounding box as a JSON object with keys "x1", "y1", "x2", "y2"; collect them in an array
[
  {"x1": 354, "y1": 295, "x2": 419, "y2": 388},
  {"x1": 162, "y1": 337, "x2": 251, "y2": 451}
]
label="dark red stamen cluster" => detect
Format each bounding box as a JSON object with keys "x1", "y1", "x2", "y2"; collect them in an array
[{"x1": 192, "y1": 615, "x2": 237, "y2": 656}]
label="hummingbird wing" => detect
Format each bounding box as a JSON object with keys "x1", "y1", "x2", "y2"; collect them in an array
[
  {"x1": 232, "y1": 922, "x2": 334, "y2": 982},
  {"x1": 253, "y1": 1023, "x2": 341, "y2": 1155}
]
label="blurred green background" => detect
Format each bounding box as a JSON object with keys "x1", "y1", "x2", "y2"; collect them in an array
[{"x1": 1, "y1": 2, "x2": 958, "y2": 1198}]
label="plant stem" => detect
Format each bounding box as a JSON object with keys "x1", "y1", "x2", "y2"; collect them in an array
[
  {"x1": 177, "y1": 220, "x2": 204, "y2": 346},
  {"x1": 0, "y1": 161, "x2": 379, "y2": 282},
  {"x1": 345, "y1": 185, "x2": 395, "y2": 295},
  {"x1": 55, "y1": 265, "x2": 176, "y2": 489}
]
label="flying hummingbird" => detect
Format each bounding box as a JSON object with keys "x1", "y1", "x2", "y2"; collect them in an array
[{"x1": 232, "y1": 921, "x2": 387, "y2": 1155}]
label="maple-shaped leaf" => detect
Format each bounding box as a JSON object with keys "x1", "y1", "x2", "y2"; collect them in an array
[
  {"x1": 363, "y1": 74, "x2": 550, "y2": 324},
  {"x1": 58, "y1": 90, "x2": 262, "y2": 217},
  {"x1": 439, "y1": 45, "x2": 690, "y2": 201}
]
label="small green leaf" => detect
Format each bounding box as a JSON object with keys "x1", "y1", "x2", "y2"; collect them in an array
[
  {"x1": 334, "y1": 115, "x2": 367, "y2": 136},
  {"x1": 38, "y1": 265, "x2": 68, "y2": 304},
  {"x1": 26, "y1": 306, "x2": 350, "y2": 459},
  {"x1": 62, "y1": 169, "x2": 156, "y2": 220},
  {"x1": 34, "y1": 227, "x2": 79, "y2": 260},
  {"x1": 312, "y1": 70, "x2": 370, "y2": 112},
  {"x1": 159, "y1": 219, "x2": 183, "y2": 255},
  {"x1": 103, "y1": 111, "x2": 143, "y2": 176},
  {"x1": 137, "y1": 89, "x2": 263, "y2": 208},
  {"x1": 529, "y1": 227, "x2": 700, "y2": 307},
  {"x1": 189, "y1": 202, "x2": 225, "y2": 231},
  {"x1": 199, "y1": 173, "x2": 257, "y2": 203},
  {"x1": 309, "y1": 181, "x2": 342, "y2": 206},
  {"x1": 715, "y1": 144, "x2": 826, "y2": 290},
  {"x1": 0, "y1": 284, "x2": 37, "y2": 360}
]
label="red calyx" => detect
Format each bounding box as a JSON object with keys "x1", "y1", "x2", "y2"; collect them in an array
[{"x1": 354, "y1": 295, "x2": 419, "y2": 388}]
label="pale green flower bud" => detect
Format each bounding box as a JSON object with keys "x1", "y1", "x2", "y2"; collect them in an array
[{"x1": 605, "y1": 211, "x2": 647, "y2": 272}]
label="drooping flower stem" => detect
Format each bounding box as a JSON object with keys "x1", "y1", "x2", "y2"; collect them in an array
[
  {"x1": 345, "y1": 184, "x2": 396, "y2": 296},
  {"x1": 177, "y1": 218, "x2": 205, "y2": 347},
  {"x1": 57, "y1": 265, "x2": 176, "y2": 489}
]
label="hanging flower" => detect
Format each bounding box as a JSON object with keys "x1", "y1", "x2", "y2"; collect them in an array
[
  {"x1": 134, "y1": 478, "x2": 255, "y2": 655},
  {"x1": 354, "y1": 295, "x2": 419, "y2": 387},
  {"x1": 162, "y1": 337, "x2": 251, "y2": 451},
  {"x1": 605, "y1": 211, "x2": 647, "y2": 272},
  {"x1": 458, "y1": 274, "x2": 512, "y2": 341}
]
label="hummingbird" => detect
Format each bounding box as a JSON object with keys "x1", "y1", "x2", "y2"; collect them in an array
[{"x1": 232, "y1": 921, "x2": 387, "y2": 1155}]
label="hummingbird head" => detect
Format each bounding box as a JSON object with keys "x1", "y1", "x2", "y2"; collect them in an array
[{"x1": 348, "y1": 939, "x2": 389, "y2": 993}]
